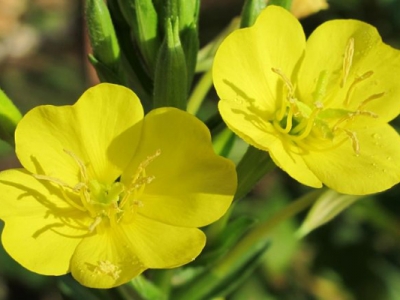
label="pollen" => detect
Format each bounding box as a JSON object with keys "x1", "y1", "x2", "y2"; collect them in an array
[{"x1": 94, "y1": 260, "x2": 121, "y2": 280}]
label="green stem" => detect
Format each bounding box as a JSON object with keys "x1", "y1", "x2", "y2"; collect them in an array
[
  {"x1": 187, "y1": 68, "x2": 213, "y2": 115},
  {"x1": 214, "y1": 189, "x2": 323, "y2": 275}
]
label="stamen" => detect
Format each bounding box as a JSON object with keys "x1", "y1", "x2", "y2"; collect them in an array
[
  {"x1": 64, "y1": 149, "x2": 88, "y2": 182},
  {"x1": 88, "y1": 216, "x2": 102, "y2": 232},
  {"x1": 358, "y1": 92, "x2": 385, "y2": 110},
  {"x1": 33, "y1": 174, "x2": 86, "y2": 211},
  {"x1": 271, "y1": 67, "x2": 295, "y2": 98},
  {"x1": 343, "y1": 71, "x2": 374, "y2": 106},
  {"x1": 290, "y1": 106, "x2": 322, "y2": 141},
  {"x1": 33, "y1": 174, "x2": 71, "y2": 190},
  {"x1": 119, "y1": 150, "x2": 161, "y2": 209},
  {"x1": 340, "y1": 37, "x2": 355, "y2": 88},
  {"x1": 272, "y1": 67, "x2": 296, "y2": 121}
]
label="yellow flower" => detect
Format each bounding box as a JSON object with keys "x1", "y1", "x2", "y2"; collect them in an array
[
  {"x1": 213, "y1": 6, "x2": 400, "y2": 195},
  {"x1": 0, "y1": 83, "x2": 236, "y2": 288}
]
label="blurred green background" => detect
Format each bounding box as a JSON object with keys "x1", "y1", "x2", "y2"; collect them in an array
[{"x1": 1, "y1": 0, "x2": 400, "y2": 299}]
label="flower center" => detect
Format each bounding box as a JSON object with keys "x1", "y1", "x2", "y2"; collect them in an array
[
  {"x1": 270, "y1": 37, "x2": 383, "y2": 155},
  {"x1": 34, "y1": 149, "x2": 161, "y2": 233}
]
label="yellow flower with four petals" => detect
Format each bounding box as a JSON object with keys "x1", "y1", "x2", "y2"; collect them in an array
[
  {"x1": 214, "y1": 6, "x2": 400, "y2": 195},
  {"x1": 0, "y1": 83, "x2": 237, "y2": 288}
]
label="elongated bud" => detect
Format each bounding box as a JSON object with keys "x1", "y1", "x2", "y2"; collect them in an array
[
  {"x1": 117, "y1": 0, "x2": 160, "y2": 75},
  {"x1": 85, "y1": 0, "x2": 124, "y2": 83},
  {"x1": 153, "y1": 18, "x2": 187, "y2": 109},
  {"x1": 0, "y1": 89, "x2": 22, "y2": 145},
  {"x1": 175, "y1": 0, "x2": 199, "y2": 31},
  {"x1": 85, "y1": 0, "x2": 120, "y2": 69},
  {"x1": 240, "y1": 0, "x2": 266, "y2": 28}
]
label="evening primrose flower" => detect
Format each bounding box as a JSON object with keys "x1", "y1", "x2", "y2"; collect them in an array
[
  {"x1": 0, "y1": 83, "x2": 236, "y2": 288},
  {"x1": 213, "y1": 6, "x2": 400, "y2": 195}
]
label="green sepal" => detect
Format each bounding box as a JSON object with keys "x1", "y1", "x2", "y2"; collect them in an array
[
  {"x1": 171, "y1": 237, "x2": 270, "y2": 300},
  {"x1": 117, "y1": 0, "x2": 160, "y2": 74},
  {"x1": 235, "y1": 146, "x2": 276, "y2": 200},
  {"x1": 268, "y1": 0, "x2": 293, "y2": 10},
  {"x1": 130, "y1": 275, "x2": 166, "y2": 300},
  {"x1": 194, "y1": 216, "x2": 257, "y2": 267},
  {"x1": 153, "y1": 18, "x2": 187, "y2": 109},
  {"x1": 240, "y1": 0, "x2": 267, "y2": 28},
  {"x1": 0, "y1": 89, "x2": 22, "y2": 146},
  {"x1": 85, "y1": 0, "x2": 122, "y2": 75},
  {"x1": 297, "y1": 189, "x2": 363, "y2": 238},
  {"x1": 88, "y1": 54, "x2": 125, "y2": 85}
]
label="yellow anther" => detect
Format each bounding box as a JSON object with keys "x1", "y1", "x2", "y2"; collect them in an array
[
  {"x1": 343, "y1": 129, "x2": 360, "y2": 155},
  {"x1": 358, "y1": 92, "x2": 385, "y2": 110},
  {"x1": 340, "y1": 37, "x2": 355, "y2": 88}
]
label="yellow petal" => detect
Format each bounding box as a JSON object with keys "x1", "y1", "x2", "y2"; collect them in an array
[
  {"x1": 122, "y1": 107, "x2": 236, "y2": 227},
  {"x1": 218, "y1": 98, "x2": 322, "y2": 188},
  {"x1": 213, "y1": 6, "x2": 306, "y2": 115},
  {"x1": 0, "y1": 169, "x2": 89, "y2": 275},
  {"x1": 70, "y1": 227, "x2": 146, "y2": 288},
  {"x1": 16, "y1": 83, "x2": 144, "y2": 186},
  {"x1": 122, "y1": 214, "x2": 206, "y2": 269},
  {"x1": 298, "y1": 20, "x2": 400, "y2": 122},
  {"x1": 304, "y1": 122, "x2": 400, "y2": 195}
]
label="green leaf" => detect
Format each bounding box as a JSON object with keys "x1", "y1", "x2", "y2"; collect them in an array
[
  {"x1": 0, "y1": 89, "x2": 22, "y2": 145},
  {"x1": 130, "y1": 275, "x2": 166, "y2": 300},
  {"x1": 297, "y1": 189, "x2": 363, "y2": 237},
  {"x1": 196, "y1": 216, "x2": 257, "y2": 267},
  {"x1": 171, "y1": 238, "x2": 270, "y2": 300},
  {"x1": 58, "y1": 275, "x2": 109, "y2": 300}
]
